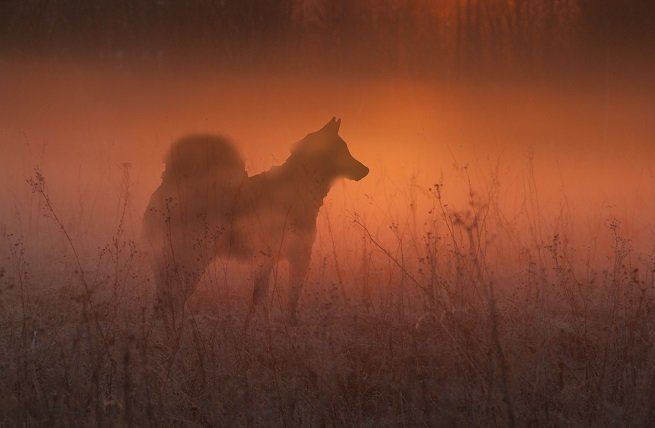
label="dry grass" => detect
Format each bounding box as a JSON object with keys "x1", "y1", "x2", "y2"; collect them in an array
[{"x1": 1, "y1": 166, "x2": 655, "y2": 428}]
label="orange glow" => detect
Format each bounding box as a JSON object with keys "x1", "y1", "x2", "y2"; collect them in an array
[
  {"x1": 2, "y1": 60, "x2": 653, "y2": 270},
  {"x1": 3, "y1": 0, "x2": 655, "y2": 423}
]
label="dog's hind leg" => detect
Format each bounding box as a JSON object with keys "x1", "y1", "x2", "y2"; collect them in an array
[
  {"x1": 244, "y1": 258, "x2": 273, "y2": 329},
  {"x1": 152, "y1": 249, "x2": 206, "y2": 340},
  {"x1": 287, "y1": 251, "x2": 311, "y2": 325},
  {"x1": 151, "y1": 254, "x2": 179, "y2": 338}
]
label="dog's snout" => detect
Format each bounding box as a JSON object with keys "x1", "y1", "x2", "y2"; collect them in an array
[{"x1": 350, "y1": 159, "x2": 369, "y2": 181}]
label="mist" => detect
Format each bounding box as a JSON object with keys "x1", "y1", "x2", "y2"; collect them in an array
[
  {"x1": 2, "y1": 1, "x2": 655, "y2": 426},
  {"x1": 2, "y1": 58, "x2": 653, "y2": 259}
]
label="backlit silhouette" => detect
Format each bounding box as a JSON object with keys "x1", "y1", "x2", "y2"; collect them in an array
[{"x1": 144, "y1": 118, "x2": 369, "y2": 333}]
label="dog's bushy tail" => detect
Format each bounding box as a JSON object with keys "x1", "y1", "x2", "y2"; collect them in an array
[
  {"x1": 162, "y1": 135, "x2": 246, "y2": 184},
  {"x1": 143, "y1": 135, "x2": 247, "y2": 243}
]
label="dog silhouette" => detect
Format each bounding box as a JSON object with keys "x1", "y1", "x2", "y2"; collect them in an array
[{"x1": 144, "y1": 118, "x2": 368, "y2": 333}]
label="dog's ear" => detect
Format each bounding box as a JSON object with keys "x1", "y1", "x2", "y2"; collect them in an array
[{"x1": 321, "y1": 117, "x2": 340, "y2": 135}]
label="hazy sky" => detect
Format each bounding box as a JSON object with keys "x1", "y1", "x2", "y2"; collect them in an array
[{"x1": 1, "y1": 0, "x2": 654, "y2": 262}]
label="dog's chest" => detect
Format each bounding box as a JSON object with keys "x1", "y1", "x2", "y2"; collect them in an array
[{"x1": 225, "y1": 187, "x2": 319, "y2": 257}]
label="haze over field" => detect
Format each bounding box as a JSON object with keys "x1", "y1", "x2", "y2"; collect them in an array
[
  {"x1": 1, "y1": 60, "x2": 654, "y2": 263},
  {"x1": 2, "y1": 1, "x2": 655, "y2": 426},
  {"x1": 2, "y1": 0, "x2": 654, "y2": 258}
]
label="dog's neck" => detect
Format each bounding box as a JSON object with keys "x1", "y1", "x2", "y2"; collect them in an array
[{"x1": 281, "y1": 159, "x2": 334, "y2": 208}]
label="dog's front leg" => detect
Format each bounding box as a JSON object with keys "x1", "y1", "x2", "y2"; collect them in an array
[
  {"x1": 288, "y1": 252, "x2": 311, "y2": 325},
  {"x1": 244, "y1": 258, "x2": 273, "y2": 328}
]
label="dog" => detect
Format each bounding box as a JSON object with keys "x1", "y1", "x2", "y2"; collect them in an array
[{"x1": 144, "y1": 118, "x2": 368, "y2": 333}]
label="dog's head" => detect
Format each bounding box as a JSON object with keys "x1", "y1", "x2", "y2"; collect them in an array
[{"x1": 291, "y1": 117, "x2": 369, "y2": 181}]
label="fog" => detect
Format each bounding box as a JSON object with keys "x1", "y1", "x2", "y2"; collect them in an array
[
  {"x1": 1, "y1": 58, "x2": 654, "y2": 269},
  {"x1": 3, "y1": 2, "x2": 655, "y2": 424}
]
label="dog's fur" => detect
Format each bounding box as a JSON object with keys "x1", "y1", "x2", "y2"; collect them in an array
[{"x1": 144, "y1": 118, "x2": 368, "y2": 331}]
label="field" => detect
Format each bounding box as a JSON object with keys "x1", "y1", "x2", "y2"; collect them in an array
[{"x1": 1, "y1": 61, "x2": 655, "y2": 427}]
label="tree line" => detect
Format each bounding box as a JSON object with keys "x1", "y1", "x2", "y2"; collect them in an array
[{"x1": 1, "y1": 0, "x2": 652, "y2": 69}]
